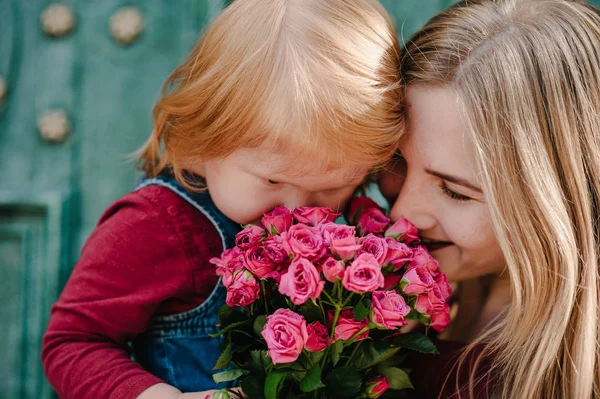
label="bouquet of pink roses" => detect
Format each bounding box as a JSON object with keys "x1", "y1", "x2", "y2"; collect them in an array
[{"x1": 208, "y1": 197, "x2": 452, "y2": 399}]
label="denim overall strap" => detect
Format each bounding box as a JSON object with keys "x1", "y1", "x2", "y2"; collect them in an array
[{"x1": 132, "y1": 174, "x2": 241, "y2": 392}]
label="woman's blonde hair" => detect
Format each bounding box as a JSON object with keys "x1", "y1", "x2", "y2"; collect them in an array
[
  {"x1": 137, "y1": 0, "x2": 403, "y2": 189},
  {"x1": 401, "y1": 0, "x2": 600, "y2": 397}
]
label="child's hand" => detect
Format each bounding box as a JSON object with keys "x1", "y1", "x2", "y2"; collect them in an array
[
  {"x1": 178, "y1": 391, "x2": 214, "y2": 399},
  {"x1": 179, "y1": 388, "x2": 245, "y2": 399}
]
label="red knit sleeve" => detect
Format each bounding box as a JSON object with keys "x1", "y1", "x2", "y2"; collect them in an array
[{"x1": 41, "y1": 186, "x2": 223, "y2": 399}]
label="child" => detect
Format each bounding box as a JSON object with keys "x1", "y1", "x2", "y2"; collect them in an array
[
  {"x1": 382, "y1": 0, "x2": 600, "y2": 397},
  {"x1": 41, "y1": 1, "x2": 403, "y2": 398}
]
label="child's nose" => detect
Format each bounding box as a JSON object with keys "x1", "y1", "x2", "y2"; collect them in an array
[{"x1": 283, "y1": 190, "x2": 313, "y2": 209}]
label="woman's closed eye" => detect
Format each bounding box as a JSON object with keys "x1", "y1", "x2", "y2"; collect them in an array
[{"x1": 440, "y1": 181, "x2": 472, "y2": 202}]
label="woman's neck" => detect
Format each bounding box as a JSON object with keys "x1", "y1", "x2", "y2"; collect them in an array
[{"x1": 443, "y1": 273, "x2": 511, "y2": 342}]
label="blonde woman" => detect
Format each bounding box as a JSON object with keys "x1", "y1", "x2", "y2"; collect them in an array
[
  {"x1": 380, "y1": 0, "x2": 600, "y2": 397},
  {"x1": 41, "y1": 1, "x2": 402, "y2": 398}
]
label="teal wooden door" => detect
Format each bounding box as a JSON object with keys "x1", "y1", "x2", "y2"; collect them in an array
[{"x1": 3, "y1": 1, "x2": 599, "y2": 398}]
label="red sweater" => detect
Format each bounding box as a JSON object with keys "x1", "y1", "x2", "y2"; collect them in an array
[{"x1": 42, "y1": 185, "x2": 224, "y2": 399}]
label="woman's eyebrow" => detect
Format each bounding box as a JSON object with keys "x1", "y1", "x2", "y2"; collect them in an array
[{"x1": 425, "y1": 168, "x2": 483, "y2": 193}]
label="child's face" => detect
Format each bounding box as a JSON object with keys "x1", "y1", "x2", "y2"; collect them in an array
[
  {"x1": 196, "y1": 144, "x2": 368, "y2": 225},
  {"x1": 387, "y1": 85, "x2": 505, "y2": 283}
]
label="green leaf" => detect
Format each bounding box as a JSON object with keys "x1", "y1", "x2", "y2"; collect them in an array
[
  {"x1": 299, "y1": 301, "x2": 324, "y2": 323},
  {"x1": 213, "y1": 342, "x2": 233, "y2": 370},
  {"x1": 300, "y1": 364, "x2": 326, "y2": 393},
  {"x1": 379, "y1": 367, "x2": 414, "y2": 390},
  {"x1": 213, "y1": 369, "x2": 247, "y2": 384},
  {"x1": 241, "y1": 376, "x2": 265, "y2": 399},
  {"x1": 323, "y1": 367, "x2": 362, "y2": 398},
  {"x1": 354, "y1": 300, "x2": 370, "y2": 322},
  {"x1": 353, "y1": 341, "x2": 401, "y2": 370},
  {"x1": 209, "y1": 319, "x2": 251, "y2": 338},
  {"x1": 331, "y1": 340, "x2": 344, "y2": 367},
  {"x1": 391, "y1": 332, "x2": 439, "y2": 354},
  {"x1": 218, "y1": 304, "x2": 234, "y2": 325},
  {"x1": 270, "y1": 225, "x2": 280, "y2": 235},
  {"x1": 253, "y1": 315, "x2": 267, "y2": 337},
  {"x1": 264, "y1": 371, "x2": 286, "y2": 399}
]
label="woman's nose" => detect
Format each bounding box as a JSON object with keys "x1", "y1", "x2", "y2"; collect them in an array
[{"x1": 389, "y1": 178, "x2": 436, "y2": 231}]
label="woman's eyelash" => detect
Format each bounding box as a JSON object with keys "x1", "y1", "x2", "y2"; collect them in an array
[
  {"x1": 440, "y1": 181, "x2": 472, "y2": 202},
  {"x1": 267, "y1": 179, "x2": 279, "y2": 185}
]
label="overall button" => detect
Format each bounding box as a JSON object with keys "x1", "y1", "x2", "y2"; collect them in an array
[
  {"x1": 109, "y1": 7, "x2": 144, "y2": 45},
  {"x1": 0, "y1": 75, "x2": 6, "y2": 104},
  {"x1": 41, "y1": 3, "x2": 75, "y2": 38},
  {"x1": 37, "y1": 109, "x2": 70, "y2": 143}
]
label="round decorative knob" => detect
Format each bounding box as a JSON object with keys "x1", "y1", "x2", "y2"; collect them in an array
[
  {"x1": 109, "y1": 7, "x2": 144, "y2": 45},
  {"x1": 41, "y1": 3, "x2": 76, "y2": 38},
  {"x1": 0, "y1": 75, "x2": 6, "y2": 104},
  {"x1": 37, "y1": 109, "x2": 70, "y2": 143}
]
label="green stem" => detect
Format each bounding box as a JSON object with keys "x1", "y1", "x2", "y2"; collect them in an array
[
  {"x1": 346, "y1": 325, "x2": 371, "y2": 346},
  {"x1": 329, "y1": 307, "x2": 342, "y2": 341},
  {"x1": 321, "y1": 289, "x2": 337, "y2": 305},
  {"x1": 344, "y1": 340, "x2": 364, "y2": 367}
]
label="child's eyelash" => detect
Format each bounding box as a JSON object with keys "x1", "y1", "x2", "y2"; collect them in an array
[{"x1": 440, "y1": 181, "x2": 472, "y2": 202}]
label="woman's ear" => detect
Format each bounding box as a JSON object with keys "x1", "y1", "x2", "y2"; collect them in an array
[{"x1": 378, "y1": 155, "x2": 406, "y2": 206}]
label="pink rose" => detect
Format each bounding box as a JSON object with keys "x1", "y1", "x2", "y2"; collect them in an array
[
  {"x1": 365, "y1": 377, "x2": 389, "y2": 398},
  {"x1": 357, "y1": 207, "x2": 391, "y2": 235},
  {"x1": 347, "y1": 197, "x2": 382, "y2": 224},
  {"x1": 435, "y1": 273, "x2": 452, "y2": 300},
  {"x1": 278, "y1": 258, "x2": 325, "y2": 305},
  {"x1": 211, "y1": 248, "x2": 245, "y2": 288},
  {"x1": 357, "y1": 234, "x2": 389, "y2": 264},
  {"x1": 263, "y1": 235, "x2": 289, "y2": 265},
  {"x1": 261, "y1": 206, "x2": 293, "y2": 233},
  {"x1": 226, "y1": 270, "x2": 260, "y2": 307},
  {"x1": 322, "y1": 257, "x2": 345, "y2": 282},
  {"x1": 384, "y1": 238, "x2": 413, "y2": 270},
  {"x1": 385, "y1": 217, "x2": 420, "y2": 244},
  {"x1": 342, "y1": 253, "x2": 385, "y2": 293},
  {"x1": 293, "y1": 206, "x2": 340, "y2": 226},
  {"x1": 305, "y1": 321, "x2": 330, "y2": 352},
  {"x1": 371, "y1": 290, "x2": 410, "y2": 330},
  {"x1": 430, "y1": 303, "x2": 451, "y2": 332},
  {"x1": 330, "y1": 309, "x2": 369, "y2": 342},
  {"x1": 408, "y1": 246, "x2": 439, "y2": 273},
  {"x1": 244, "y1": 245, "x2": 278, "y2": 280},
  {"x1": 401, "y1": 266, "x2": 435, "y2": 295},
  {"x1": 235, "y1": 225, "x2": 265, "y2": 250},
  {"x1": 262, "y1": 309, "x2": 308, "y2": 364},
  {"x1": 281, "y1": 224, "x2": 326, "y2": 261},
  {"x1": 320, "y1": 223, "x2": 362, "y2": 260},
  {"x1": 415, "y1": 284, "x2": 447, "y2": 315}
]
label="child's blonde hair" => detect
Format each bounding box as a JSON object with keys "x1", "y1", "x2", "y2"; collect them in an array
[
  {"x1": 402, "y1": 0, "x2": 600, "y2": 398},
  {"x1": 138, "y1": 0, "x2": 403, "y2": 188}
]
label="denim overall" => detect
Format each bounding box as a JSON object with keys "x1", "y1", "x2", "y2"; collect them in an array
[{"x1": 131, "y1": 174, "x2": 241, "y2": 392}]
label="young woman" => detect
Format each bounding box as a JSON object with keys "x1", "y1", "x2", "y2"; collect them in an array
[{"x1": 380, "y1": 0, "x2": 600, "y2": 397}]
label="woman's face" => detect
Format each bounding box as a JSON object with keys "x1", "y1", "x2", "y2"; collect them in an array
[{"x1": 383, "y1": 85, "x2": 505, "y2": 282}]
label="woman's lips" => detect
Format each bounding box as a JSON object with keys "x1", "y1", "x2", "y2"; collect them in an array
[{"x1": 420, "y1": 238, "x2": 453, "y2": 252}]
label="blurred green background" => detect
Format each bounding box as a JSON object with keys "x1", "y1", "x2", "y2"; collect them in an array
[{"x1": 2, "y1": 0, "x2": 598, "y2": 398}]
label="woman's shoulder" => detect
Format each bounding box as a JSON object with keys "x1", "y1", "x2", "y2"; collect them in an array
[{"x1": 406, "y1": 339, "x2": 496, "y2": 399}]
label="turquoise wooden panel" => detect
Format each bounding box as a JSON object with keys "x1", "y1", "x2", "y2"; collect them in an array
[{"x1": 0, "y1": 190, "x2": 72, "y2": 399}]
